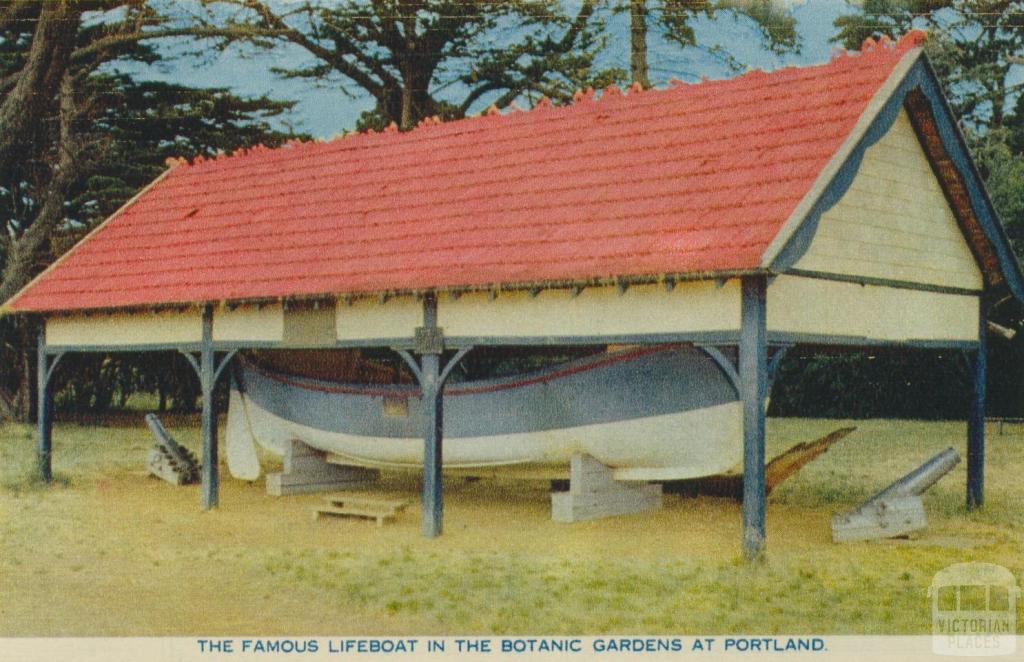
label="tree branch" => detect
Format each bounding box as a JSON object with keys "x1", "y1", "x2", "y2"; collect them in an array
[
  {"x1": 557, "y1": 0, "x2": 597, "y2": 53},
  {"x1": 239, "y1": 0, "x2": 390, "y2": 101},
  {"x1": 0, "y1": 1, "x2": 81, "y2": 174}
]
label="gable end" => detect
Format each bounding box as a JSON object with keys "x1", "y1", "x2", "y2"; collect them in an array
[
  {"x1": 765, "y1": 52, "x2": 1024, "y2": 301},
  {"x1": 791, "y1": 108, "x2": 982, "y2": 291}
]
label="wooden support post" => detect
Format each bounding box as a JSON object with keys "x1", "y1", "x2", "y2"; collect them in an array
[
  {"x1": 200, "y1": 305, "x2": 218, "y2": 511},
  {"x1": 397, "y1": 298, "x2": 471, "y2": 539},
  {"x1": 421, "y1": 350, "x2": 443, "y2": 537},
  {"x1": 740, "y1": 276, "x2": 768, "y2": 560},
  {"x1": 418, "y1": 294, "x2": 444, "y2": 537},
  {"x1": 36, "y1": 331, "x2": 53, "y2": 483},
  {"x1": 967, "y1": 300, "x2": 986, "y2": 510}
]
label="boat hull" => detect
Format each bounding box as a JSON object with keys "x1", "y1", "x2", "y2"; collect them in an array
[{"x1": 226, "y1": 345, "x2": 744, "y2": 481}]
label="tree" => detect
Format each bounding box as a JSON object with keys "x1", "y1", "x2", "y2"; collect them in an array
[
  {"x1": 624, "y1": 0, "x2": 800, "y2": 87},
  {"x1": 835, "y1": 1, "x2": 1024, "y2": 132},
  {"x1": 833, "y1": 0, "x2": 947, "y2": 50},
  {"x1": 201, "y1": 0, "x2": 621, "y2": 129},
  {"x1": 0, "y1": 1, "x2": 300, "y2": 419}
]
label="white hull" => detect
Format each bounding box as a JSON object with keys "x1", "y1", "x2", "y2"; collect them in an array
[{"x1": 227, "y1": 389, "x2": 743, "y2": 481}]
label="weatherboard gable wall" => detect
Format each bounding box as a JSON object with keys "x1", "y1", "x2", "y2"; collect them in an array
[
  {"x1": 792, "y1": 108, "x2": 982, "y2": 291},
  {"x1": 766, "y1": 102, "x2": 983, "y2": 344}
]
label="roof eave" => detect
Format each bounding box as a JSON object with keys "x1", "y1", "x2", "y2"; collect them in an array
[
  {"x1": 0, "y1": 162, "x2": 183, "y2": 317},
  {"x1": 16, "y1": 268, "x2": 768, "y2": 317}
]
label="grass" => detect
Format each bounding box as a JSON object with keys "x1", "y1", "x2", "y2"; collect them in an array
[{"x1": 0, "y1": 417, "x2": 1022, "y2": 635}]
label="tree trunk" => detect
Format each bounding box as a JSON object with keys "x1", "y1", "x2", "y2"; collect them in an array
[
  {"x1": 0, "y1": 73, "x2": 82, "y2": 304},
  {"x1": 630, "y1": 0, "x2": 650, "y2": 88},
  {"x1": 400, "y1": 63, "x2": 414, "y2": 130},
  {"x1": 0, "y1": 1, "x2": 80, "y2": 173},
  {"x1": 0, "y1": 327, "x2": 35, "y2": 422},
  {"x1": 399, "y1": 10, "x2": 417, "y2": 130}
]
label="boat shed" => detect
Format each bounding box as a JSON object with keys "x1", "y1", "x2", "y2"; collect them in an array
[{"x1": 5, "y1": 30, "x2": 1022, "y2": 558}]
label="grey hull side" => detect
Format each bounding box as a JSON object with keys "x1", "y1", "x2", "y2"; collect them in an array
[{"x1": 234, "y1": 345, "x2": 739, "y2": 439}]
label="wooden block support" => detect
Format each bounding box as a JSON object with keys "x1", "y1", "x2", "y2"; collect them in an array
[
  {"x1": 831, "y1": 496, "x2": 927, "y2": 543},
  {"x1": 551, "y1": 454, "x2": 662, "y2": 523},
  {"x1": 266, "y1": 439, "x2": 379, "y2": 496}
]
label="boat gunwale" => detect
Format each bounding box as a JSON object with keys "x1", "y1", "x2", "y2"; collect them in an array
[{"x1": 238, "y1": 343, "x2": 694, "y2": 398}]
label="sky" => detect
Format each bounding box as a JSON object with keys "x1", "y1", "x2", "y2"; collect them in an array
[{"x1": 124, "y1": 0, "x2": 858, "y2": 139}]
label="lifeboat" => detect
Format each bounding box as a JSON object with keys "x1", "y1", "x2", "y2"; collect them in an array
[{"x1": 225, "y1": 344, "x2": 743, "y2": 481}]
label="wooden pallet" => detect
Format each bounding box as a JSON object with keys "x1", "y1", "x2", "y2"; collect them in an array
[{"x1": 313, "y1": 496, "x2": 411, "y2": 527}]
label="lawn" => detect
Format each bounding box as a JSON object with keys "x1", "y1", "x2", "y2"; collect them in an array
[{"x1": 0, "y1": 417, "x2": 1021, "y2": 635}]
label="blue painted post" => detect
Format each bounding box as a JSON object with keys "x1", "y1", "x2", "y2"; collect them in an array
[
  {"x1": 36, "y1": 330, "x2": 53, "y2": 483},
  {"x1": 740, "y1": 276, "x2": 768, "y2": 559},
  {"x1": 421, "y1": 353, "x2": 443, "y2": 537},
  {"x1": 200, "y1": 305, "x2": 218, "y2": 510},
  {"x1": 967, "y1": 300, "x2": 986, "y2": 510},
  {"x1": 420, "y1": 294, "x2": 444, "y2": 537}
]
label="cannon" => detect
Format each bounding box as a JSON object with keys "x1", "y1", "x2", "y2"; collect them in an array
[
  {"x1": 832, "y1": 448, "x2": 961, "y2": 543},
  {"x1": 144, "y1": 413, "x2": 201, "y2": 485}
]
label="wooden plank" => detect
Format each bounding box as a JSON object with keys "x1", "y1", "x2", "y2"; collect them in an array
[
  {"x1": 46, "y1": 309, "x2": 203, "y2": 347},
  {"x1": 324, "y1": 496, "x2": 410, "y2": 511},
  {"x1": 793, "y1": 109, "x2": 984, "y2": 292},
  {"x1": 316, "y1": 505, "x2": 393, "y2": 518},
  {"x1": 266, "y1": 472, "x2": 377, "y2": 496},
  {"x1": 740, "y1": 275, "x2": 768, "y2": 559},
  {"x1": 968, "y1": 304, "x2": 986, "y2": 509},
  {"x1": 438, "y1": 281, "x2": 742, "y2": 340},
  {"x1": 831, "y1": 496, "x2": 927, "y2": 542},
  {"x1": 313, "y1": 507, "x2": 397, "y2": 527},
  {"x1": 551, "y1": 485, "x2": 661, "y2": 522},
  {"x1": 36, "y1": 332, "x2": 53, "y2": 483}
]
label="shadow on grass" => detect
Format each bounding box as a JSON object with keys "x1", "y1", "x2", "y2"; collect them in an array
[{"x1": 1, "y1": 471, "x2": 72, "y2": 496}]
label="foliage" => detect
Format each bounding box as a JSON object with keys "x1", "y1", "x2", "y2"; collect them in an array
[
  {"x1": 833, "y1": 0, "x2": 948, "y2": 51},
  {"x1": 0, "y1": 1, "x2": 301, "y2": 417},
  {"x1": 619, "y1": 0, "x2": 799, "y2": 86},
  {"x1": 660, "y1": 0, "x2": 798, "y2": 54},
  {"x1": 203, "y1": 0, "x2": 622, "y2": 128},
  {"x1": 769, "y1": 350, "x2": 971, "y2": 419},
  {"x1": 836, "y1": 2, "x2": 1024, "y2": 131}
]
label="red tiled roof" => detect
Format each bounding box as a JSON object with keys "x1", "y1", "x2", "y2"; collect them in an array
[{"x1": 7, "y1": 33, "x2": 926, "y2": 313}]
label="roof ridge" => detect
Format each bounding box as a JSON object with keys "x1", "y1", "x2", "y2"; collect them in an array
[{"x1": 165, "y1": 29, "x2": 926, "y2": 175}]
